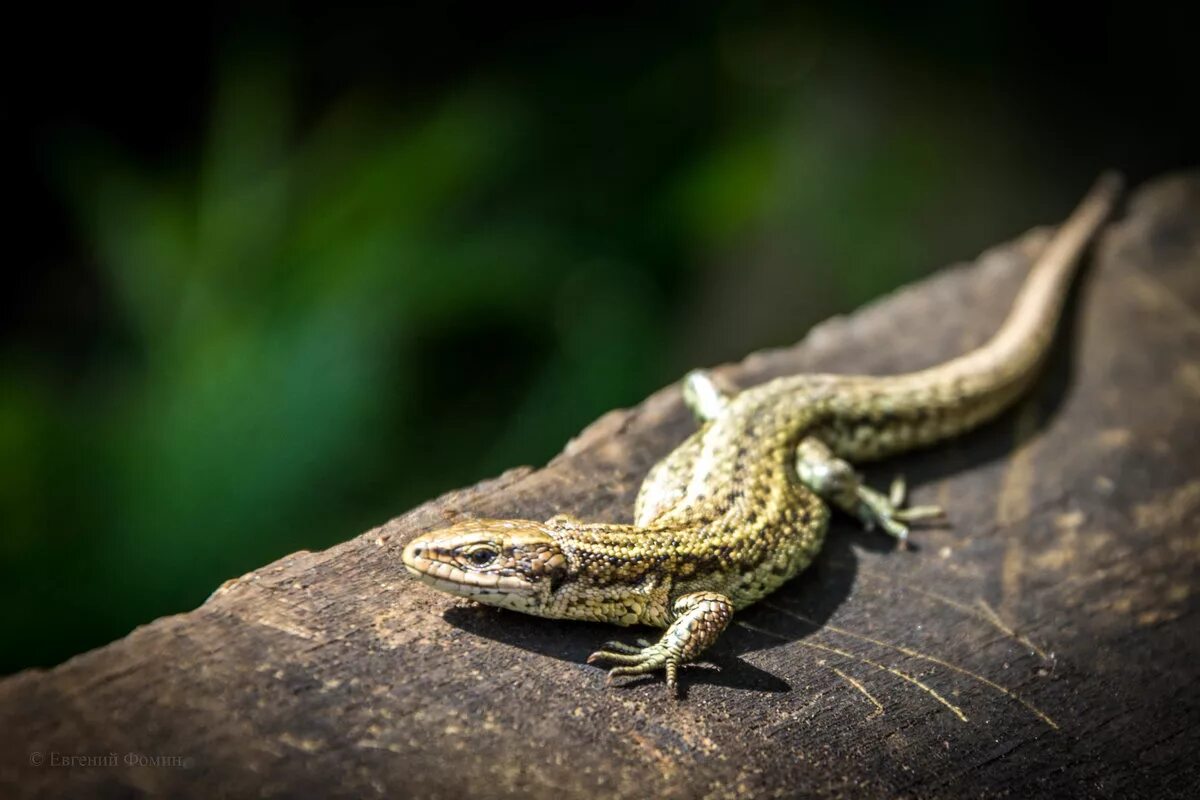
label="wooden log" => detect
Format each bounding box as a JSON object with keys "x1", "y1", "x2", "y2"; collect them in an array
[{"x1": 3, "y1": 174, "x2": 1199, "y2": 799}]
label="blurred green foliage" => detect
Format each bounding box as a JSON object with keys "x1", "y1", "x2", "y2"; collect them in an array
[{"x1": 3, "y1": 6, "x2": 1176, "y2": 673}]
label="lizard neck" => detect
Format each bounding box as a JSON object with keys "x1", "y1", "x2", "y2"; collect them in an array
[{"x1": 546, "y1": 521, "x2": 685, "y2": 627}]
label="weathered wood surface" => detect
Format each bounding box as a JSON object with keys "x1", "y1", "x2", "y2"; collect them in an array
[{"x1": 3, "y1": 174, "x2": 1199, "y2": 799}]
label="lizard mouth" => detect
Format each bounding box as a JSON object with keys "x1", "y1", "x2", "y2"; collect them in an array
[{"x1": 402, "y1": 539, "x2": 536, "y2": 598}]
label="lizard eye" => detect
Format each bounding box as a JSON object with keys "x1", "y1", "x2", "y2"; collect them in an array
[{"x1": 465, "y1": 547, "x2": 497, "y2": 567}]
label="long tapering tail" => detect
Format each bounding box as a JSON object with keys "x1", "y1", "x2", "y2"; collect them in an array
[{"x1": 830, "y1": 173, "x2": 1125, "y2": 461}]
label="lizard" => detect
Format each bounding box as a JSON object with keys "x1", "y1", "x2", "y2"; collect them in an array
[{"x1": 401, "y1": 174, "x2": 1122, "y2": 696}]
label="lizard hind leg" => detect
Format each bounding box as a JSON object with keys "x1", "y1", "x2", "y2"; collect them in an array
[
  {"x1": 795, "y1": 437, "x2": 943, "y2": 544},
  {"x1": 588, "y1": 592, "x2": 733, "y2": 697}
]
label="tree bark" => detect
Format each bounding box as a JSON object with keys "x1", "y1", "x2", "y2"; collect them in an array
[{"x1": 3, "y1": 174, "x2": 1199, "y2": 799}]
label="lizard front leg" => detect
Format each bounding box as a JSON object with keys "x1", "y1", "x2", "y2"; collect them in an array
[
  {"x1": 682, "y1": 369, "x2": 732, "y2": 422},
  {"x1": 588, "y1": 591, "x2": 733, "y2": 696},
  {"x1": 795, "y1": 436, "x2": 942, "y2": 543}
]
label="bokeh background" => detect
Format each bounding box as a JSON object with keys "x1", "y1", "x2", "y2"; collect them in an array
[{"x1": 3, "y1": 3, "x2": 1195, "y2": 674}]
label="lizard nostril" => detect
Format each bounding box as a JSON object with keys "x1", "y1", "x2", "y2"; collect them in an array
[{"x1": 402, "y1": 540, "x2": 426, "y2": 566}]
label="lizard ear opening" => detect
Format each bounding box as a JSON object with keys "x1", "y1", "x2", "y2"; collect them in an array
[{"x1": 545, "y1": 554, "x2": 568, "y2": 593}]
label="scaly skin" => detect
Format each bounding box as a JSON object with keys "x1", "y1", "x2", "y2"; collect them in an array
[{"x1": 402, "y1": 174, "x2": 1122, "y2": 695}]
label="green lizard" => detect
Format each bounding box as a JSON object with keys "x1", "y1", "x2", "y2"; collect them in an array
[{"x1": 402, "y1": 175, "x2": 1122, "y2": 695}]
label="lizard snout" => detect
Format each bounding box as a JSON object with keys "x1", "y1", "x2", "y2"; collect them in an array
[{"x1": 401, "y1": 537, "x2": 430, "y2": 576}]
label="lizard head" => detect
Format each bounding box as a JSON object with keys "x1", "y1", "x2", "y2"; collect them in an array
[{"x1": 402, "y1": 519, "x2": 567, "y2": 614}]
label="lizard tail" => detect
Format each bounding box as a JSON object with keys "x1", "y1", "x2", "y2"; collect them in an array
[
  {"x1": 829, "y1": 172, "x2": 1125, "y2": 461},
  {"x1": 935, "y1": 171, "x2": 1124, "y2": 396}
]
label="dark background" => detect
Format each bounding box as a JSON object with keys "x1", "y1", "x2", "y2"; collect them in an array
[{"x1": 2, "y1": 2, "x2": 1195, "y2": 674}]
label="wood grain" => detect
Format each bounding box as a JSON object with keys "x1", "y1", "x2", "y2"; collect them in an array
[{"x1": 3, "y1": 173, "x2": 1198, "y2": 799}]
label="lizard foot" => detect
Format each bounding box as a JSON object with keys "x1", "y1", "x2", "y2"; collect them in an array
[
  {"x1": 587, "y1": 592, "x2": 733, "y2": 696},
  {"x1": 855, "y1": 474, "x2": 944, "y2": 545}
]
